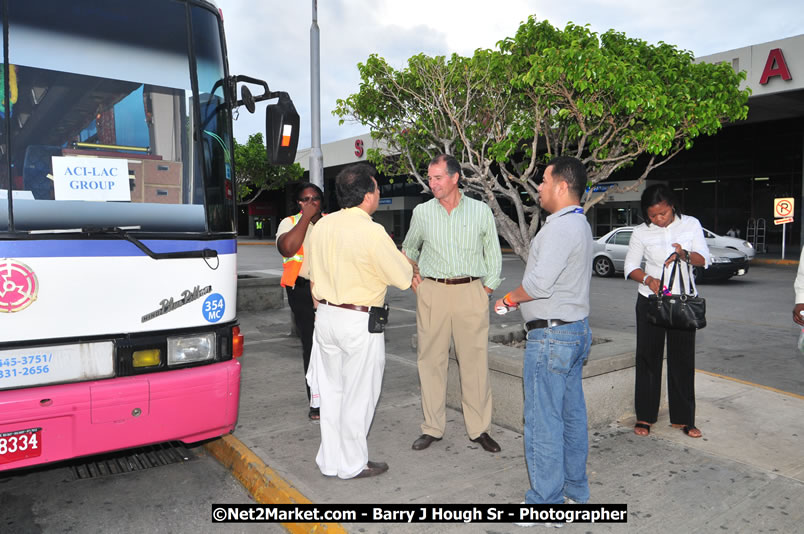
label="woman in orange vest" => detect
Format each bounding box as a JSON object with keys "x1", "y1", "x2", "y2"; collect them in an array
[{"x1": 277, "y1": 182, "x2": 324, "y2": 420}]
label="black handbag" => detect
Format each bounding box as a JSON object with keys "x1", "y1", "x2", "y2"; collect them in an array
[{"x1": 645, "y1": 255, "x2": 707, "y2": 330}]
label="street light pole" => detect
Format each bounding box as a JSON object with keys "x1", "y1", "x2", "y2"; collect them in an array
[{"x1": 309, "y1": 0, "x2": 324, "y2": 190}]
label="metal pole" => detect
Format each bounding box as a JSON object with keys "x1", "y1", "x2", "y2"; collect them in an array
[
  {"x1": 800, "y1": 131, "x2": 804, "y2": 250},
  {"x1": 309, "y1": 0, "x2": 324, "y2": 190},
  {"x1": 782, "y1": 221, "x2": 786, "y2": 260}
]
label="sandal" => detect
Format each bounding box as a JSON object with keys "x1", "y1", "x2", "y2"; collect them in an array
[
  {"x1": 308, "y1": 407, "x2": 320, "y2": 421},
  {"x1": 634, "y1": 422, "x2": 651, "y2": 437},
  {"x1": 672, "y1": 424, "x2": 701, "y2": 438}
]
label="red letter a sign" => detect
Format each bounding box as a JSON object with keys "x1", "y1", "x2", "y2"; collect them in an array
[{"x1": 759, "y1": 48, "x2": 792, "y2": 85}]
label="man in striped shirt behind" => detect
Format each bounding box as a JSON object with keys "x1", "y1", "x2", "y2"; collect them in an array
[{"x1": 402, "y1": 154, "x2": 503, "y2": 454}]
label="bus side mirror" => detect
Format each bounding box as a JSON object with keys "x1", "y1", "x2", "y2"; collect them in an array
[{"x1": 265, "y1": 92, "x2": 300, "y2": 165}]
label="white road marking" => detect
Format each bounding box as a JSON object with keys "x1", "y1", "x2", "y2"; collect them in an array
[
  {"x1": 385, "y1": 351, "x2": 417, "y2": 368},
  {"x1": 383, "y1": 323, "x2": 417, "y2": 330}
]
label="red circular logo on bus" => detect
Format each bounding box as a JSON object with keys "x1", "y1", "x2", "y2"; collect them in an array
[{"x1": 0, "y1": 260, "x2": 39, "y2": 313}]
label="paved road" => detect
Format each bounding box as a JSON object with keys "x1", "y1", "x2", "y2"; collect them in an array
[
  {"x1": 0, "y1": 444, "x2": 282, "y2": 534},
  {"x1": 239, "y1": 241, "x2": 804, "y2": 396}
]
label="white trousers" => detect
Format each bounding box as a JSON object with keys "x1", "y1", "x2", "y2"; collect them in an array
[{"x1": 306, "y1": 304, "x2": 385, "y2": 479}]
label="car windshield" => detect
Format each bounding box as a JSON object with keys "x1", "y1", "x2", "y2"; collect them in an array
[{"x1": 0, "y1": 0, "x2": 234, "y2": 234}]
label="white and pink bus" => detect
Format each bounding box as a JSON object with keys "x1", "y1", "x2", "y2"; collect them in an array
[{"x1": 0, "y1": 0, "x2": 298, "y2": 471}]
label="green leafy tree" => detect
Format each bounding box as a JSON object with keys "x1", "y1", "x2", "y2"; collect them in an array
[
  {"x1": 334, "y1": 17, "x2": 750, "y2": 261},
  {"x1": 234, "y1": 133, "x2": 303, "y2": 203}
]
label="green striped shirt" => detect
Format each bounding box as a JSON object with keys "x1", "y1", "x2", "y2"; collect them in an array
[{"x1": 402, "y1": 193, "x2": 503, "y2": 290}]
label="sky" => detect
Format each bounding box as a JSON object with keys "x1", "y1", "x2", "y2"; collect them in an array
[{"x1": 215, "y1": 0, "x2": 803, "y2": 148}]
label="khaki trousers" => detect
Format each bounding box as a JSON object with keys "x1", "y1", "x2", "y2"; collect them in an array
[{"x1": 416, "y1": 278, "x2": 492, "y2": 439}]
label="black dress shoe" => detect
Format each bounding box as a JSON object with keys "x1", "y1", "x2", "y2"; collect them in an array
[
  {"x1": 352, "y1": 461, "x2": 389, "y2": 479},
  {"x1": 471, "y1": 432, "x2": 501, "y2": 453},
  {"x1": 411, "y1": 434, "x2": 442, "y2": 450}
]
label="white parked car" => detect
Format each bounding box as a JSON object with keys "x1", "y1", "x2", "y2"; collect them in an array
[
  {"x1": 592, "y1": 226, "x2": 750, "y2": 282},
  {"x1": 702, "y1": 228, "x2": 755, "y2": 260}
]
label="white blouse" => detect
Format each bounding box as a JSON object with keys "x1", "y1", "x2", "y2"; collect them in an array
[{"x1": 624, "y1": 214, "x2": 711, "y2": 298}]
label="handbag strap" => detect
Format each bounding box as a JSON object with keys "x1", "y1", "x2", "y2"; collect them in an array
[
  {"x1": 675, "y1": 259, "x2": 688, "y2": 296},
  {"x1": 658, "y1": 253, "x2": 676, "y2": 296},
  {"x1": 683, "y1": 259, "x2": 695, "y2": 295},
  {"x1": 660, "y1": 252, "x2": 696, "y2": 297}
]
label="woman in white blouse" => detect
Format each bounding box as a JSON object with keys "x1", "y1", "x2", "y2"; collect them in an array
[{"x1": 624, "y1": 184, "x2": 710, "y2": 439}]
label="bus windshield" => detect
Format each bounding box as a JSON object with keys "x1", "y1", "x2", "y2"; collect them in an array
[{"x1": 0, "y1": 0, "x2": 235, "y2": 234}]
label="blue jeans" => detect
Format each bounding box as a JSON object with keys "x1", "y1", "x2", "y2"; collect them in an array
[{"x1": 523, "y1": 318, "x2": 591, "y2": 504}]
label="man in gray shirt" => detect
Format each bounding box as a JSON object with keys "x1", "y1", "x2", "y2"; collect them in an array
[{"x1": 494, "y1": 156, "x2": 593, "y2": 521}]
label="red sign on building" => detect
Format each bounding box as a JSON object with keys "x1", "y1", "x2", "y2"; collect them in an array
[
  {"x1": 248, "y1": 202, "x2": 276, "y2": 216},
  {"x1": 759, "y1": 48, "x2": 792, "y2": 85}
]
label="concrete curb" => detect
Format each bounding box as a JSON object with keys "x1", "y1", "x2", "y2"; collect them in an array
[
  {"x1": 204, "y1": 434, "x2": 347, "y2": 534},
  {"x1": 696, "y1": 368, "x2": 804, "y2": 400},
  {"x1": 752, "y1": 257, "x2": 799, "y2": 266}
]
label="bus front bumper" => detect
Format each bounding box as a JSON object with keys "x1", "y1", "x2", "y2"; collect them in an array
[{"x1": 0, "y1": 359, "x2": 241, "y2": 472}]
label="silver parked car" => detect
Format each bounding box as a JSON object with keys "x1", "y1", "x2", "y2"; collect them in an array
[
  {"x1": 593, "y1": 226, "x2": 750, "y2": 282},
  {"x1": 702, "y1": 228, "x2": 755, "y2": 260}
]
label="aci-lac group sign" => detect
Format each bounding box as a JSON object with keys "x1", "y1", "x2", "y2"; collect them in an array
[{"x1": 52, "y1": 156, "x2": 131, "y2": 202}]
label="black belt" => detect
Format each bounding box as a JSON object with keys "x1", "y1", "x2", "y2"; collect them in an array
[
  {"x1": 320, "y1": 300, "x2": 370, "y2": 313},
  {"x1": 526, "y1": 319, "x2": 572, "y2": 331},
  {"x1": 425, "y1": 276, "x2": 479, "y2": 285}
]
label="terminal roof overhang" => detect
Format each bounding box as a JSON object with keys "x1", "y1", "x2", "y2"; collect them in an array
[{"x1": 742, "y1": 89, "x2": 804, "y2": 124}]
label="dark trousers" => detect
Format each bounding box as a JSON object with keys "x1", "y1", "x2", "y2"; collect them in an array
[
  {"x1": 286, "y1": 277, "x2": 315, "y2": 401},
  {"x1": 635, "y1": 294, "x2": 696, "y2": 426}
]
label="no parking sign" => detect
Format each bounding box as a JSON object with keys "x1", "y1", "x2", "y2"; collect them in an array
[
  {"x1": 773, "y1": 197, "x2": 795, "y2": 260},
  {"x1": 773, "y1": 197, "x2": 794, "y2": 218}
]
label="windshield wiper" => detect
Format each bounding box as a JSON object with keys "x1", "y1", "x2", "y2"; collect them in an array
[{"x1": 80, "y1": 226, "x2": 218, "y2": 261}]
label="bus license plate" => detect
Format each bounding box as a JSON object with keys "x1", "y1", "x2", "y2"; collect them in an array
[{"x1": 0, "y1": 428, "x2": 42, "y2": 465}]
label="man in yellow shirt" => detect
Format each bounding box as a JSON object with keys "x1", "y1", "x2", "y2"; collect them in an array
[{"x1": 307, "y1": 162, "x2": 413, "y2": 479}]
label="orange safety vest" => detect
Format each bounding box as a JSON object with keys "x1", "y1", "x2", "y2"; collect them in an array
[
  {"x1": 280, "y1": 213, "x2": 305, "y2": 288},
  {"x1": 280, "y1": 212, "x2": 327, "y2": 287}
]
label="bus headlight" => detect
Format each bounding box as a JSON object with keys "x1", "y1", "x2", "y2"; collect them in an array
[{"x1": 167, "y1": 333, "x2": 216, "y2": 365}]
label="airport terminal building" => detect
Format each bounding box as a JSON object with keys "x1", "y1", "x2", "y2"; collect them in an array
[{"x1": 285, "y1": 33, "x2": 804, "y2": 249}]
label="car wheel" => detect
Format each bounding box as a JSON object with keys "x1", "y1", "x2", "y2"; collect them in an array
[{"x1": 593, "y1": 256, "x2": 615, "y2": 277}]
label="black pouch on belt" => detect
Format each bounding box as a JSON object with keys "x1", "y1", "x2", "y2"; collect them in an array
[{"x1": 368, "y1": 304, "x2": 390, "y2": 333}]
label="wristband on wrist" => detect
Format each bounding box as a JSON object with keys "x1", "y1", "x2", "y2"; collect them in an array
[
  {"x1": 503, "y1": 293, "x2": 515, "y2": 307},
  {"x1": 642, "y1": 276, "x2": 649, "y2": 286}
]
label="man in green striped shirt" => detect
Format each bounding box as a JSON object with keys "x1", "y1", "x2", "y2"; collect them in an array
[{"x1": 402, "y1": 154, "x2": 503, "y2": 454}]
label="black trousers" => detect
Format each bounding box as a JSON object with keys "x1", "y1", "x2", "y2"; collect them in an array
[
  {"x1": 286, "y1": 277, "x2": 315, "y2": 401},
  {"x1": 635, "y1": 294, "x2": 696, "y2": 426}
]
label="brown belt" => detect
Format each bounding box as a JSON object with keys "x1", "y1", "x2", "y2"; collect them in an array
[
  {"x1": 319, "y1": 300, "x2": 370, "y2": 313},
  {"x1": 526, "y1": 319, "x2": 572, "y2": 331},
  {"x1": 425, "y1": 276, "x2": 479, "y2": 285}
]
